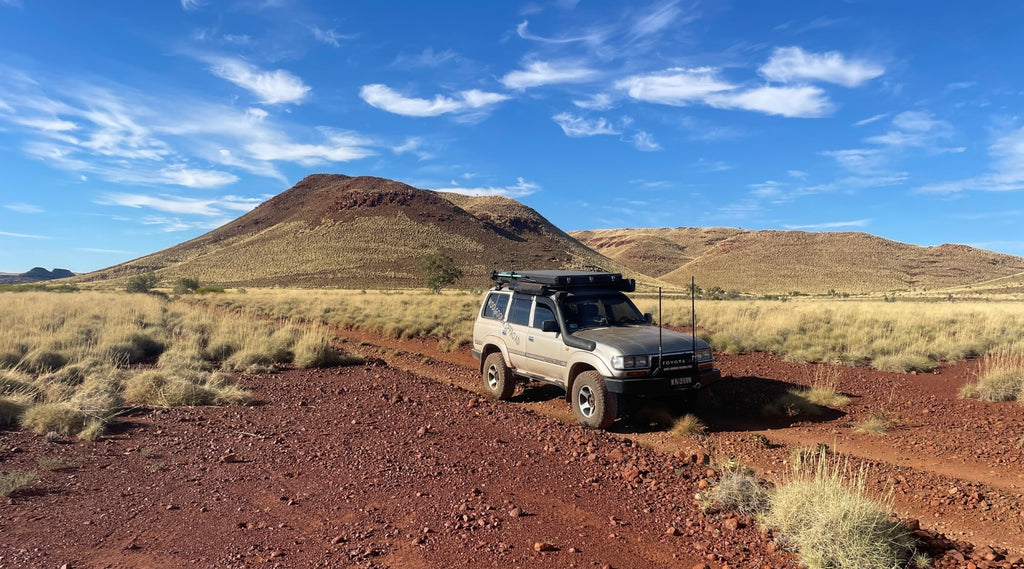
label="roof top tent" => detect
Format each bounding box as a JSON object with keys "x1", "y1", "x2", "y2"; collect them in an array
[{"x1": 489, "y1": 270, "x2": 636, "y2": 294}]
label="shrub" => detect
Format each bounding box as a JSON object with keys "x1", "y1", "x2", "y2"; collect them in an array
[
  {"x1": 762, "y1": 452, "x2": 918, "y2": 569},
  {"x1": 125, "y1": 272, "x2": 160, "y2": 294},
  {"x1": 855, "y1": 413, "x2": 892, "y2": 435},
  {"x1": 172, "y1": 277, "x2": 200, "y2": 295},
  {"x1": 123, "y1": 370, "x2": 251, "y2": 407},
  {"x1": 763, "y1": 391, "x2": 822, "y2": 417},
  {"x1": 195, "y1": 286, "x2": 225, "y2": 294}
]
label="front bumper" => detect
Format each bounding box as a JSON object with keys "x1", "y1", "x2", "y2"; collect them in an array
[{"x1": 604, "y1": 367, "x2": 722, "y2": 396}]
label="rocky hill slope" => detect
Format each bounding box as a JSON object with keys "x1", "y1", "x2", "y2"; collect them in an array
[
  {"x1": 80, "y1": 174, "x2": 632, "y2": 289},
  {"x1": 572, "y1": 227, "x2": 1024, "y2": 295}
]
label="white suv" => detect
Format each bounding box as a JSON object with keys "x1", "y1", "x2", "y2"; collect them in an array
[{"x1": 471, "y1": 270, "x2": 721, "y2": 429}]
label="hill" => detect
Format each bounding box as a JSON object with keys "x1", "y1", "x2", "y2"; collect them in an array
[
  {"x1": 0, "y1": 267, "x2": 75, "y2": 285},
  {"x1": 79, "y1": 174, "x2": 636, "y2": 289},
  {"x1": 571, "y1": 227, "x2": 1024, "y2": 295}
]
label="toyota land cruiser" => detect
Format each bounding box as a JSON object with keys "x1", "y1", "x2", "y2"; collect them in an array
[{"x1": 471, "y1": 270, "x2": 721, "y2": 429}]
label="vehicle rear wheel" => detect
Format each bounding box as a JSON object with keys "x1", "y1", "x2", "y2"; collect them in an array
[
  {"x1": 571, "y1": 371, "x2": 617, "y2": 429},
  {"x1": 482, "y1": 352, "x2": 515, "y2": 400}
]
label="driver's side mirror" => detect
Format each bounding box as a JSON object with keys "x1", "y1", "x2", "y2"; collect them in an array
[
  {"x1": 644, "y1": 313, "x2": 654, "y2": 324},
  {"x1": 541, "y1": 320, "x2": 559, "y2": 333}
]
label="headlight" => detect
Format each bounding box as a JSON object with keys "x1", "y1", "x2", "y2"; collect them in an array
[
  {"x1": 611, "y1": 355, "x2": 651, "y2": 370},
  {"x1": 695, "y1": 348, "x2": 713, "y2": 362}
]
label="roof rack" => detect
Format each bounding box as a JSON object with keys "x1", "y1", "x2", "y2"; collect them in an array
[{"x1": 489, "y1": 270, "x2": 635, "y2": 293}]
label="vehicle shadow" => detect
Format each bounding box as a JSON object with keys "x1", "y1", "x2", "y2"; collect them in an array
[
  {"x1": 615, "y1": 373, "x2": 849, "y2": 435},
  {"x1": 510, "y1": 382, "x2": 565, "y2": 404}
]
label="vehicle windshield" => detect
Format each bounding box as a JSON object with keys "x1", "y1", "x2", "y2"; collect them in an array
[{"x1": 561, "y1": 292, "x2": 646, "y2": 331}]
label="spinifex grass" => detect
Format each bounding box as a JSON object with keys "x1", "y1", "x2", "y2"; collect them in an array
[{"x1": 0, "y1": 291, "x2": 353, "y2": 439}]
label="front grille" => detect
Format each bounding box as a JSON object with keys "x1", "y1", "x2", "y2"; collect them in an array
[{"x1": 654, "y1": 353, "x2": 694, "y2": 371}]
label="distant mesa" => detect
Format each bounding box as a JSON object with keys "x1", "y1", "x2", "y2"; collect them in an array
[{"x1": 0, "y1": 267, "x2": 75, "y2": 285}]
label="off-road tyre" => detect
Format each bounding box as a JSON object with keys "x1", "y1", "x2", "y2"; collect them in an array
[
  {"x1": 482, "y1": 352, "x2": 516, "y2": 400},
  {"x1": 571, "y1": 371, "x2": 617, "y2": 429}
]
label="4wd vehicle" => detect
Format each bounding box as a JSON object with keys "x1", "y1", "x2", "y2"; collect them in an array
[{"x1": 471, "y1": 270, "x2": 721, "y2": 429}]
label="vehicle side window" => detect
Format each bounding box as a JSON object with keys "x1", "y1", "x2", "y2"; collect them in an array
[
  {"x1": 508, "y1": 296, "x2": 532, "y2": 326},
  {"x1": 532, "y1": 303, "x2": 555, "y2": 329},
  {"x1": 481, "y1": 292, "x2": 510, "y2": 320}
]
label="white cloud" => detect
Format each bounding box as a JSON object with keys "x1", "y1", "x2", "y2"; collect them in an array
[
  {"x1": 100, "y1": 192, "x2": 261, "y2": 217},
  {"x1": 854, "y1": 113, "x2": 888, "y2": 127},
  {"x1": 393, "y1": 47, "x2": 459, "y2": 68},
  {"x1": 632, "y1": 131, "x2": 661, "y2": 151},
  {"x1": 205, "y1": 57, "x2": 311, "y2": 105},
  {"x1": 516, "y1": 20, "x2": 606, "y2": 46},
  {"x1": 552, "y1": 113, "x2": 619, "y2": 137},
  {"x1": 821, "y1": 148, "x2": 886, "y2": 175},
  {"x1": 500, "y1": 61, "x2": 599, "y2": 90},
  {"x1": 159, "y1": 166, "x2": 238, "y2": 188},
  {"x1": 392, "y1": 136, "x2": 433, "y2": 160},
  {"x1": 359, "y1": 84, "x2": 509, "y2": 117},
  {"x1": 918, "y1": 126, "x2": 1024, "y2": 194},
  {"x1": 434, "y1": 177, "x2": 540, "y2": 198},
  {"x1": 708, "y1": 85, "x2": 831, "y2": 118},
  {"x1": 573, "y1": 93, "x2": 614, "y2": 110},
  {"x1": 866, "y1": 111, "x2": 953, "y2": 148},
  {"x1": 783, "y1": 219, "x2": 870, "y2": 230},
  {"x1": 759, "y1": 46, "x2": 884, "y2": 87},
  {"x1": 615, "y1": 67, "x2": 734, "y2": 105},
  {"x1": 4, "y1": 202, "x2": 43, "y2": 213},
  {"x1": 311, "y1": 26, "x2": 353, "y2": 47},
  {"x1": 180, "y1": 0, "x2": 202, "y2": 10}
]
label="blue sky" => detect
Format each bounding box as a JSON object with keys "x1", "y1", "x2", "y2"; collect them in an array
[{"x1": 2, "y1": 1, "x2": 1024, "y2": 273}]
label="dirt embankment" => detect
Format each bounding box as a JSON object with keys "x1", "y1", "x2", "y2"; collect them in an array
[{"x1": 2, "y1": 328, "x2": 1023, "y2": 568}]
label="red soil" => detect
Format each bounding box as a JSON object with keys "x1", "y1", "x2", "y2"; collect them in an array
[{"x1": 2, "y1": 327, "x2": 1022, "y2": 568}]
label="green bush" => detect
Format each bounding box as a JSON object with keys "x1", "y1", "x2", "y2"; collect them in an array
[
  {"x1": 0, "y1": 470, "x2": 37, "y2": 497},
  {"x1": 125, "y1": 272, "x2": 160, "y2": 294},
  {"x1": 173, "y1": 277, "x2": 200, "y2": 295}
]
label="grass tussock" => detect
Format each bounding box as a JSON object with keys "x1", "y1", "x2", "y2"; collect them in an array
[
  {"x1": 763, "y1": 391, "x2": 822, "y2": 418},
  {"x1": 0, "y1": 470, "x2": 38, "y2": 497},
  {"x1": 670, "y1": 413, "x2": 706, "y2": 437},
  {"x1": 959, "y1": 351, "x2": 1024, "y2": 402},
  {"x1": 698, "y1": 469, "x2": 771, "y2": 517},
  {"x1": 762, "y1": 450, "x2": 919, "y2": 569},
  {"x1": 124, "y1": 370, "x2": 251, "y2": 407}
]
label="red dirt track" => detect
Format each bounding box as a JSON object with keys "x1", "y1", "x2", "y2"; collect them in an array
[{"x1": 2, "y1": 328, "x2": 1023, "y2": 568}]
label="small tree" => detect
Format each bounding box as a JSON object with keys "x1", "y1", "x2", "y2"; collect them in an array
[
  {"x1": 172, "y1": 277, "x2": 200, "y2": 295},
  {"x1": 419, "y1": 252, "x2": 463, "y2": 294},
  {"x1": 125, "y1": 272, "x2": 159, "y2": 294}
]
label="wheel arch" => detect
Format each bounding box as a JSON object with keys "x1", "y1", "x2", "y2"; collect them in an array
[
  {"x1": 478, "y1": 342, "x2": 507, "y2": 373},
  {"x1": 565, "y1": 362, "x2": 598, "y2": 403}
]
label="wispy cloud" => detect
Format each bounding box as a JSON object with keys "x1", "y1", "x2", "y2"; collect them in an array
[
  {"x1": 180, "y1": 0, "x2": 202, "y2": 11},
  {"x1": 573, "y1": 93, "x2": 614, "y2": 110},
  {"x1": 552, "y1": 113, "x2": 619, "y2": 137},
  {"x1": 783, "y1": 219, "x2": 870, "y2": 230},
  {"x1": 393, "y1": 47, "x2": 459, "y2": 68},
  {"x1": 359, "y1": 84, "x2": 509, "y2": 118},
  {"x1": 866, "y1": 111, "x2": 956, "y2": 149},
  {"x1": 500, "y1": 60, "x2": 599, "y2": 90},
  {"x1": 434, "y1": 177, "x2": 540, "y2": 198},
  {"x1": 615, "y1": 67, "x2": 733, "y2": 105},
  {"x1": 759, "y1": 46, "x2": 885, "y2": 87},
  {"x1": 0, "y1": 230, "x2": 48, "y2": 239},
  {"x1": 311, "y1": 26, "x2": 354, "y2": 47},
  {"x1": 75, "y1": 247, "x2": 134, "y2": 254},
  {"x1": 516, "y1": 20, "x2": 606, "y2": 46},
  {"x1": 204, "y1": 56, "x2": 311, "y2": 105},
  {"x1": 707, "y1": 85, "x2": 831, "y2": 118},
  {"x1": 99, "y1": 192, "x2": 261, "y2": 217},
  {"x1": 631, "y1": 131, "x2": 661, "y2": 151},
  {"x1": 854, "y1": 113, "x2": 889, "y2": 127},
  {"x1": 4, "y1": 202, "x2": 43, "y2": 213},
  {"x1": 917, "y1": 126, "x2": 1024, "y2": 194}
]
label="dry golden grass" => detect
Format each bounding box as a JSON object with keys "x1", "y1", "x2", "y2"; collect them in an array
[
  {"x1": 959, "y1": 351, "x2": 1024, "y2": 402},
  {"x1": 0, "y1": 290, "x2": 355, "y2": 438},
  {"x1": 638, "y1": 297, "x2": 1024, "y2": 372},
  {"x1": 670, "y1": 413, "x2": 706, "y2": 437},
  {"x1": 763, "y1": 451, "x2": 919, "y2": 569}
]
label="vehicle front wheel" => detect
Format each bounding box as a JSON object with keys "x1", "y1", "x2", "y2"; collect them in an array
[
  {"x1": 571, "y1": 371, "x2": 617, "y2": 429},
  {"x1": 482, "y1": 352, "x2": 516, "y2": 400}
]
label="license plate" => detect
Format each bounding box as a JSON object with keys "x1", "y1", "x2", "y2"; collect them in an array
[{"x1": 670, "y1": 377, "x2": 693, "y2": 387}]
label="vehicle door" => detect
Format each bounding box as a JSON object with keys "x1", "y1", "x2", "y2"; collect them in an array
[
  {"x1": 503, "y1": 294, "x2": 533, "y2": 369},
  {"x1": 524, "y1": 298, "x2": 567, "y2": 383}
]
